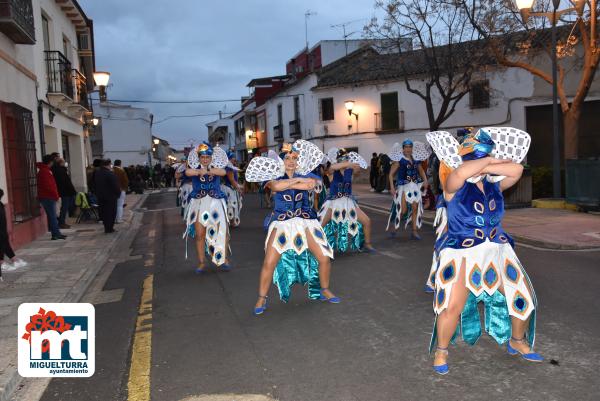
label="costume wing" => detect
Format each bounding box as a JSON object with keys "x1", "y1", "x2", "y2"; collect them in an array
[
  {"x1": 389, "y1": 142, "x2": 403, "y2": 162},
  {"x1": 481, "y1": 127, "x2": 531, "y2": 163},
  {"x1": 425, "y1": 131, "x2": 462, "y2": 169},
  {"x1": 294, "y1": 139, "x2": 325, "y2": 175},
  {"x1": 348, "y1": 152, "x2": 368, "y2": 169},
  {"x1": 211, "y1": 146, "x2": 229, "y2": 169},
  {"x1": 245, "y1": 156, "x2": 284, "y2": 182},
  {"x1": 187, "y1": 144, "x2": 200, "y2": 169},
  {"x1": 326, "y1": 147, "x2": 339, "y2": 164},
  {"x1": 413, "y1": 141, "x2": 432, "y2": 162}
]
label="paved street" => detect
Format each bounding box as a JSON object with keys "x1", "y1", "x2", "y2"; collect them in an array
[{"x1": 23, "y1": 191, "x2": 600, "y2": 401}]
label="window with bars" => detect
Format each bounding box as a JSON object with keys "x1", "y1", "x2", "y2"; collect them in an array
[
  {"x1": 470, "y1": 80, "x2": 490, "y2": 109},
  {"x1": 0, "y1": 102, "x2": 39, "y2": 222}
]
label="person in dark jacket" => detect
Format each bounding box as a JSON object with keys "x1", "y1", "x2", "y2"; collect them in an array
[
  {"x1": 52, "y1": 158, "x2": 76, "y2": 229},
  {"x1": 95, "y1": 159, "x2": 121, "y2": 233},
  {"x1": 37, "y1": 155, "x2": 65, "y2": 240}
]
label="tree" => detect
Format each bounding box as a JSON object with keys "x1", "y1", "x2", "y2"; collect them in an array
[
  {"x1": 453, "y1": 0, "x2": 600, "y2": 159},
  {"x1": 364, "y1": 0, "x2": 486, "y2": 131}
]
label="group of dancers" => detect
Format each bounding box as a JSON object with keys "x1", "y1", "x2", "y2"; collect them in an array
[{"x1": 175, "y1": 126, "x2": 542, "y2": 375}]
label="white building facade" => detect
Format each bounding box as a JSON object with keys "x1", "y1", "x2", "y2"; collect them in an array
[{"x1": 91, "y1": 102, "x2": 154, "y2": 166}]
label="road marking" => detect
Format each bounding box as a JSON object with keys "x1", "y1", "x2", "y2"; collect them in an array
[
  {"x1": 128, "y1": 274, "x2": 153, "y2": 401},
  {"x1": 93, "y1": 288, "x2": 125, "y2": 305},
  {"x1": 358, "y1": 203, "x2": 389, "y2": 215},
  {"x1": 582, "y1": 231, "x2": 600, "y2": 240},
  {"x1": 144, "y1": 206, "x2": 180, "y2": 212},
  {"x1": 378, "y1": 250, "x2": 405, "y2": 260}
]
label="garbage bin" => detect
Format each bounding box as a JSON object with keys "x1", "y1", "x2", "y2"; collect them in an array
[{"x1": 566, "y1": 158, "x2": 600, "y2": 210}]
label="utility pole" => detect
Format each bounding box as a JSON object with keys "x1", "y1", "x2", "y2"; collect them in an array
[{"x1": 331, "y1": 19, "x2": 363, "y2": 56}]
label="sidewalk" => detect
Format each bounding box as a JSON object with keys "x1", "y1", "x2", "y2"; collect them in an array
[
  {"x1": 0, "y1": 192, "x2": 148, "y2": 401},
  {"x1": 353, "y1": 183, "x2": 600, "y2": 250}
]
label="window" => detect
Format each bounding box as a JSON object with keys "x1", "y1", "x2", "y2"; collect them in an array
[
  {"x1": 470, "y1": 80, "x2": 490, "y2": 109},
  {"x1": 42, "y1": 15, "x2": 50, "y2": 51},
  {"x1": 320, "y1": 98, "x2": 334, "y2": 121},
  {"x1": 62, "y1": 36, "x2": 71, "y2": 61},
  {"x1": 293, "y1": 96, "x2": 300, "y2": 120},
  {"x1": 0, "y1": 102, "x2": 39, "y2": 222},
  {"x1": 277, "y1": 104, "x2": 283, "y2": 126}
]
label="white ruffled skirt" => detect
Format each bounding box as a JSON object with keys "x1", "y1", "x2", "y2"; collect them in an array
[
  {"x1": 386, "y1": 181, "x2": 423, "y2": 230},
  {"x1": 266, "y1": 217, "x2": 333, "y2": 259},
  {"x1": 221, "y1": 185, "x2": 243, "y2": 227},
  {"x1": 183, "y1": 196, "x2": 229, "y2": 266}
]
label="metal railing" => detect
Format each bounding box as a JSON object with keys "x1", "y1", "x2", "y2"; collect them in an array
[
  {"x1": 72, "y1": 69, "x2": 90, "y2": 110},
  {"x1": 289, "y1": 120, "x2": 301, "y2": 138},
  {"x1": 45, "y1": 51, "x2": 73, "y2": 99},
  {"x1": 374, "y1": 111, "x2": 405, "y2": 132},
  {"x1": 0, "y1": 0, "x2": 35, "y2": 44},
  {"x1": 273, "y1": 124, "x2": 283, "y2": 141}
]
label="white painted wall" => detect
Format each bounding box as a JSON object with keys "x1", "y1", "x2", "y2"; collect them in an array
[
  {"x1": 319, "y1": 40, "x2": 373, "y2": 66},
  {"x1": 206, "y1": 117, "x2": 235, "y2": 148},
  {"x1": 94, "y1": 103, "x2": 154, "y2": 166}
]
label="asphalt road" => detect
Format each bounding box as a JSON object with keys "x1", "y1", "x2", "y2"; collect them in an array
[{"x1": 39, "y1": 191, "x2": 600, "y2": 401}]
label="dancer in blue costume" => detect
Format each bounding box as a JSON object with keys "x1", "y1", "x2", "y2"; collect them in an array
[
  {"x1": 426, "y1": 128, "x2": 542, "y2": 375},
  {"x1": 221, "y1": 151, "x2": 243, "y2": 227},
  {"x1": 175, "y1": 157, "x2": 192, "y2": 216},
  {"x1": 386, "y1": 139, "x2": 429, "y2": 240},
  {"x1": 318, "y1": 148, "x2": 374, "y2": 253},
  {"x1": 245, "y1": 141, "x2": 338, "y2": 316},
  {"x1": 182, "y1": 143, "x2": 231, "y2": 273}
]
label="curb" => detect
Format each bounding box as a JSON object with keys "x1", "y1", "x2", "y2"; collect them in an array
[
  {"x1": 357, "y1": 200, "x2": 597, "y2": 251},
  {"x1": 0, "y1": 193, "x2": 149, "y2": 401}
]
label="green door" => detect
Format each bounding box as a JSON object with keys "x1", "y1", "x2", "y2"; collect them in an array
[{"x1": 380, "y1": 92, "x2": 399, "y2": 131}]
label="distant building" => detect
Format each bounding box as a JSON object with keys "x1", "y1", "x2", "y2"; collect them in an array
[
  {"x1": 206, "y1": 112, "x2": 235, "y2": 149},
  {"x1": 91, "y1": 102, "x2": 154, "y2": 166}
]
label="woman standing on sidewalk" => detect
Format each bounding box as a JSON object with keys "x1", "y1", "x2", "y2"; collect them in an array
[
  {"x1": 0, "y1": 189, "x2": 27, "y2": 276},
  {"x1": 245, "y1": 141, "x2": 338, "y2": 316},
  {"x1": 183, "y1": 143, "x2": 231, "y2": 273},
  {"x1": 221, "y1": 151, "x2": 243, "y2": 228},
  {"x1": 318, "y1": 148, "x2": 375, "y2": 253},
  {"x1": 426, "y1": 128, "x2": 542, "y2": 375},
  {"x1": 386, "y1": 140, "x2": 429, "y2": 240}
]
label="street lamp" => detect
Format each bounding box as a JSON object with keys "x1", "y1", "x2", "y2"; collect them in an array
[
  {"x1": 93, "y1": 71, "x2": 111, "y2": 102},
  {"x1": 515, "y1": 0, "x2": 585, "y2": 198},
  {"x1": 153, "y1": 138, "x2": 160, "y2": 145},
  {"x1": 92, "y1": 117, "x2": 99, "y2": 126},
  {"x1": 344, "y1": 100, "x2": 359, "y2": 132}
]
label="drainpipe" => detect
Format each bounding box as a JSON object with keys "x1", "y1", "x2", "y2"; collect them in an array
[{"x1": 36, "y1": 80, "x2": 46, "y2": 155}]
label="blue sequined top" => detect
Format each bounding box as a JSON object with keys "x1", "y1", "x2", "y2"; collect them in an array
[
  {"x1": 187, "y1": 172, "x2": 226, "y2": 200},
  {"x1": 396, "y1": 157, "x2": 422, "y2": 186},
  {"x1": 223, "y1": 167, "x2": 238, "y2": 188},
  {"x1": 263, "y1": 173, "x2": 318, "y2": 230},
  {"x1": 328, "y1": 169, "x2": 353, "y2": 200},
  {"x1": 439, "y1": 178, "x2": 513, "y2": 250}
]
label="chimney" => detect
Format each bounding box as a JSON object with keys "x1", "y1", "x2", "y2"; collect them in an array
[{"x1": 219, "y1": 111, "x2": 222, "y2": 119}]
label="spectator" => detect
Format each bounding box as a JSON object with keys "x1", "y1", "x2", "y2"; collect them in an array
[
  {"x1": 113, "y1": 159, "x2": 129, "y2": 223},
  {"x1": 95, "y1": 159, "x2": 121, "y2": 233},
  {"x1": 0, "y1": 188, "x2": 28, "y2": 274},
  {"x1": 52, "y1": 158, "x2": 76, "y2": 229},
  {"x1": 37, "y1": 155, "x2": 65, "y2": 240},
  {"x1": 369, "y1": 152, "x2": 379, "y2": 192}
]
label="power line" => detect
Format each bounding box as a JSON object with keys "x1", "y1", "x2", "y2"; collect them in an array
[
  {"x1": 92, "y1": 98, "x2": 240, "y2": 104},
  {"x1": 154, "y1": 112, "x2": 234, "y2": 124}
]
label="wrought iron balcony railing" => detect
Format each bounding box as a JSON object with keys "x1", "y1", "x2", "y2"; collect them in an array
[
  {"x1": 289, "y1": 120, "x2": 301, "y2": 138},
  {"x1": 72, "y1": 69, "x2": 90, "y2": 110},
  {"x1": 45, "y1": 51, "x2": 74, "y2": 99},
  {"x1": 273, "y1": 124, "x2": 284, "y2": 141},
  {"x1": 374, "y1": 111, "x2": 405, "y2": 132},
  {"x1": 0, "y1": 0, "x2": 35, "y2": 44}
]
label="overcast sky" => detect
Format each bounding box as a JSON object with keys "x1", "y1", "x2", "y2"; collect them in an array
[{"x1": 79, "y1": 0, "x2": 380, "y2": 150}]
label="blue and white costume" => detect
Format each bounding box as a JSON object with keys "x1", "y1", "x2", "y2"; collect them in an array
[
  {"x1": 318, "y1": 148, "x2": 368, "y2": 252},
  {"x1": 386, "y1": 141, "x2": 430, "y2": 231},
  {"x1": 426, "y1": 128, "x2": 536, "y2": 351},
  {"x1": 176, "y1": 162, "x2": 192, "y2": 216},
  {"x1": 246, "y1": 140, "x2": 332, "y2": 302},
  {"x1": 182, "y1": 144, "x2": 230, "y2": 266}
]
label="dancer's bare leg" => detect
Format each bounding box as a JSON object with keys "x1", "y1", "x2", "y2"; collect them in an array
[
  {"x1": 255, "y1": 231, "x2": 282, "y2": 309},
  {"x1": 356, "y1": 207, "x2": 373, "y2": 248},
  {"x1": 194, "y1": 222, "x2": 207, "y2": 269},
  {"x1": 305, "y1": 228, "x2": 336, "y2": 299}
]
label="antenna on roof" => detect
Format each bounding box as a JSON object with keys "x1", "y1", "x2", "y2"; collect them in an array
[
  {"x1": 305, "y1": 10, "x2": 317, "y2": 49},
  {"x1": 331, "y1": 19, "x2": 364, "y2": 56}
]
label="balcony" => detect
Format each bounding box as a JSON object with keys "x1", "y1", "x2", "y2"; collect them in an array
[
  {"x1": 45, "y1": 51, "x2": 74, "y2": 110},
  {"x1": 374, "y1": 111, "x2": 405, "y2": 132},
  {"x1": 0, "y1": 0, "x2": 35, "y2": 44},
  {"x1": 67, "y1": 69, "x2": 90, "y2": 118},
  {"x1": 289, "y1": 120, "x2": 301, "y2": 138},
  {"x1": 273, "y1": 124, "x2": 283, "y2": 141}
]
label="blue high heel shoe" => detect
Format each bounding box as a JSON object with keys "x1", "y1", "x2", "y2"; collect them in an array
[
  {"x1": 195, "y1": 264, "x2": 207, "y2": 274},
  {"x1": 220, "y1": 263, "x2": 231, "y2": 272},
  {"x1": 424, "y1": 285, "x2": 434, "y2": 294},
  {"x1": 319, "y1": 288, "x2": 341, "y2": 304},
  {"x1": 507, "y1": 337, "x2": 544, "y2": 362},
  {"x1": 433, "y1": 347, "x2": 449, "y2": 375},
  {"x1": 253, "y1": 295, "x2": 268, "y2": 316},
  {"x1": 361, "y1": 244, "x2": 376, "y2": 254},
  {"x1": 411, "y1": 232, "x2": 422, "y2": 240}
]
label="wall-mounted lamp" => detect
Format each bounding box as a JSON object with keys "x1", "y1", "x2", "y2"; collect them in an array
[
  {"x1": 153, "y1": 138, "x2": 160, "y2": 145},
  {"x1": 92, "y1": 117, "x2": 99, "y2": 126},
  {"x1": 93, "y1": 71, "x2": 111, "y2": 102},
  {"x1": 345, "y1": 100, "x2": 359, "y2": 131}
]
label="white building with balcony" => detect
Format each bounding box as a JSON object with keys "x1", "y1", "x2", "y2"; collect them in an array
[{"x1": 0, "y1": 0, "x2": 96, "y2": 248}]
